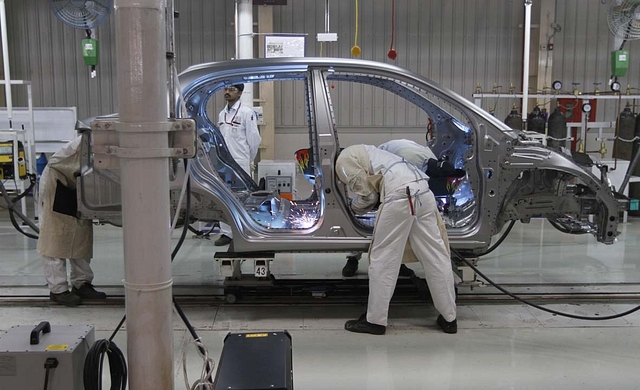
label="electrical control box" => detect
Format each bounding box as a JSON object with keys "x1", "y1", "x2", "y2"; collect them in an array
[
  {"x1": 0, "y1": 323, "x2": 94, "y2": 390},
  {"x1": 611, "y1": 50, "x2": 629, "y2": 77},
  {"x1": 82, "y1": 38, "x2": 99, "y2": 67},
  {"x1": 265, "y1": 176, "x2": 293, "y2": 198},
  {"x1": 214, "y1": 331, "x2": 293, "y2": 390},
  {"x1": 258, "y1": 160, "x2": 297, "y2": 201},
  {"x1": 0, "y1": 141, "x2": 27, "y2": 180}
]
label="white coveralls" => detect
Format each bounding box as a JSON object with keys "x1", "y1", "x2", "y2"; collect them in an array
[
  {"x1": 378, "y1": 140, "x2": 451, "y2": 259},
  {"x1": 378, "y1": 139, "x2": 437, "y2": 170},
  {"x1": 37, "y1": 137, "x2": 94, "y2": 294},
  {"x1": 336, "y1": 145, "x2": 456, "y2": 326},
  {"x1": 218, "y1": 101, "x2": 262, "y2": 238}
]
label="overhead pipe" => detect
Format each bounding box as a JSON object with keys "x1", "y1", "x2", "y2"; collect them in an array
[
  {"x1": 0, "y1": 0, "x2": 13, "y2": 123},
  {"x1": 325, "y1": 0, "x2": 330, "y2": 33},
  {"x1": 115, "y1": 0, "x2": 173, "y2": 388},
  {"x1": 522, "y1": 0, "x2": 532, "y2": 130}
]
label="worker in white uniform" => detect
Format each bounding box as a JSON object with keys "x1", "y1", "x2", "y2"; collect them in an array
[
  {"x1": 379, "y1": 139, "x2": 437, "y2": 169},
  {"x1": 342, "y1": 139, "x2": 439, "y2": 277},
  {"x1": 37, "y1": 136, "x2": 106, "y2": 306},
  {"x1": 336, "y1": 144, "x2": 457, "y2": 335},
  {"x1": 215, "y1": 84, "x2": 262, "y2": 246}
]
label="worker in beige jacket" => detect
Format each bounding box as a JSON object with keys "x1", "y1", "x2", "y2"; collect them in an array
[{"x1": 37, "y1": 136, "x2": 106, "y2": 306}]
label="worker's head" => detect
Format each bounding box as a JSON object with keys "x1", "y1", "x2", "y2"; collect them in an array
[{"x1": 224, "y1": 84, "x2": 245, "y2": 105}]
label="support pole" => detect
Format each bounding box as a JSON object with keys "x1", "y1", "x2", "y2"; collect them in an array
[
  {"x1": 258, "y1": 5, "x2": 275, "y2": 160},
  {"x1": 237, "y1": 0, "x2": 254, "y2": 106},
  {"x1": 522, "y1": 0, "x2": 532, "y2": 130},
  {"x1": 0, "y1": 0, "x2": 12, "y2": 121},
  {"x1": 115, "y1": 1, "x2": 173, "y2": 389}
]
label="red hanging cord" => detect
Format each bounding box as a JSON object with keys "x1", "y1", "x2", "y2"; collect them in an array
[{"x1": 388, "y1": 0, "x2": 397, "y2": 60}]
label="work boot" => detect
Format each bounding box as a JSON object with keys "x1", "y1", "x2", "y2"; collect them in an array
[
  {"x1": 436, "y1": 314, "x2": 457, "y2": 334},
  {"x1": 214, "y1": 234, "x2": 233, "y2": 246},
  {"x1": 341, "y1": 257, "x2": 359, "y2": 277},
  {"x1": 345, "y1": 314, "x2": 386, "y2": 335},
  {"x1": 398, "y1": 264, "x2": 415, "y2": 277},
  {"x1": 72, "y1": 283, "x2": 107, "y2": 299},
  {"x1": 49, "y1": 291, "x2": 82, "y2": 307}
]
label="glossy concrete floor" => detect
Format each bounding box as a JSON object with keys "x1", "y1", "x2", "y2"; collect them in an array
[{"x1": 1, "y1": 211, "x2": 640, "y2": 389}]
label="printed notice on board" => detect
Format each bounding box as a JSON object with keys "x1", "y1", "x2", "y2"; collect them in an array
[{"x1": 265, "y1": 36, "x2": 305, "y2": 58}]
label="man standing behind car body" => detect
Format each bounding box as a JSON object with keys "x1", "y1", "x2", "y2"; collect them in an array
[{"x1": 215, "y1": 84, "x2": 262, "y2": 247}]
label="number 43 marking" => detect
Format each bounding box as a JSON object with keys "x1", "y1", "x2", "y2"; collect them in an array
[{"x1": 255, "y1": 265, "x2": 268, "y2": 277}]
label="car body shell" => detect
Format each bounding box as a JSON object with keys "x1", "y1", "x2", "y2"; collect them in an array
[{"x1": 77, "y1": 58, "x2": 625, "y2": 255}]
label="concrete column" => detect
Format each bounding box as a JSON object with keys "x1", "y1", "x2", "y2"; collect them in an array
[
  {"x1": 115, "y1": 0, "x2": 173, "y2": 388},
  {"x1": 258, "y1": 5, "x2": 275, "y2": 160},
  {"x1": 237, "y1": 0, "x2": 253, "y2": 106}
]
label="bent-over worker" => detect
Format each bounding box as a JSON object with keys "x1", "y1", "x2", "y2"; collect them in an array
[{"x1": 336, "y1": 144, "x2": 457, "y2": 335}]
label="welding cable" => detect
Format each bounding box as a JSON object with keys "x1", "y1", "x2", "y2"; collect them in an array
[
  {"x1": 476, "y1": 220, "x2": 516, "y2": 257},
  {"x1": 452, "y1": 247, "x2": 640, "y2": 320},
  {"x1": 0, "y1": 174, "x2": 39, "y2": 239},
  {"x1": 83, "y1": 339, "x2": 127, "y2": 390}
]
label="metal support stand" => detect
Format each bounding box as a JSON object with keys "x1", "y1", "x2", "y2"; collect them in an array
[
  {"x1": 452, "y1": 256, "x2": 484, "y2": 289},
  {"x1": 215, "y1": 252, "x2": 276, "y2": 303}
]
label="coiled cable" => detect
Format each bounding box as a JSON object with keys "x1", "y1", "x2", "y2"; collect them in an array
[{"x1": 83, "y1": 339, "x2": 127, "y2": 390}]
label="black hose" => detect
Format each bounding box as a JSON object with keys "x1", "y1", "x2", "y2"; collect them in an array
[
  {"x1": 83, "y1": 339, "x2": 127, "y2": 390},
  {"x1": 452, "y1": 248, "x2": 640, "y2": 320},
  {"x1": 477, "y1": 220, "x2": 516, "y2": 257},
  {"x1": 0, "y1": 174, "x2": 39, "y2": 239},
  {"x1": 8, "y1": 208, "x2": 39, "y2": 239}
]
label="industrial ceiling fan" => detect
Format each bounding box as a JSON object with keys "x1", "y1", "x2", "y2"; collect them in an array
[
  {"x1": 49, "y1": 0, "x2": 113, "y2": 77},
  {"x1": 606, "y1": 0, "x2": 640, "y2": 91}
]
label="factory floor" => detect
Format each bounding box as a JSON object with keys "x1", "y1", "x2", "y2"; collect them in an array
[{"x1": 1, "y1": 210, "x2": 640, "y2": 389}]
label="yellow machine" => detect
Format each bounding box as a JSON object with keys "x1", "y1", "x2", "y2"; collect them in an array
[{"x1": 0, "y1": 141, "x2": 27, "y2": 180}]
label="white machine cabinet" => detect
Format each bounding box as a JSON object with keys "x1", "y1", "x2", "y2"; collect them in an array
[{"x1": 258, "y1": 159, "x2": 298, "y2": 199}]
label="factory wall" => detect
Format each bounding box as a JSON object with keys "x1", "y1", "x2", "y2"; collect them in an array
[{"x1": 3, "y1": 1, "x2": 639, "y2": 159}]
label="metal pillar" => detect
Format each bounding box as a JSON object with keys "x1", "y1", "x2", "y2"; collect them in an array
[
  {"x1": 115, "y1": 1, "x2": 173, "y2": 388},
  {"x1": 522, "y1": 0, "x2": 532, "y2": 129},
  {"x1": 0, "y1": 0, "x2": 12, "y2": 120},
  {"x1": 236, "y1": 0, "x2": 254, "y2": 106}
]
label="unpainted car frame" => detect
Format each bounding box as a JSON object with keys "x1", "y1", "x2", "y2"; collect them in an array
[{"x1": 77, "y1": 58, "x2": 626, "y2": 255}]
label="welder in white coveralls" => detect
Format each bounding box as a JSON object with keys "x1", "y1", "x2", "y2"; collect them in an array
[
  {"x1": 37, "y1": 136, "x2": 106, "y2": 307},
  {"x1": 342, "y1": 139, "x2": 451, "y2": 277},
  {"x1": 336, "y1": 144, "x2": 457, "y2": 335}
]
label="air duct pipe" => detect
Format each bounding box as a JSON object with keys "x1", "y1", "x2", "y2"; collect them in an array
[{"x1": 115, "y1": 0, "x2": 173, "y2": 388}]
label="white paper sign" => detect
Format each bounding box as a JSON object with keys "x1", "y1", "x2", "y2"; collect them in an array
[{"x1": 265, "y1": 36, "x2": 305, "y2": 58}]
